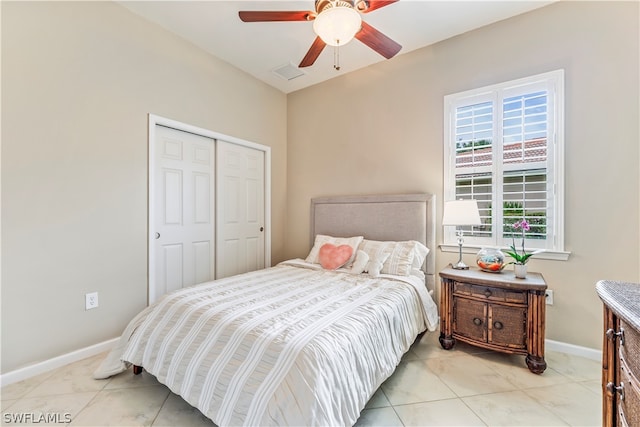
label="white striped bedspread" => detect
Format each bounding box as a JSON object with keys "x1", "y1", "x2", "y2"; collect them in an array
[{"x1": 94, "y1": 259, "x2": 439, "y2": 426}]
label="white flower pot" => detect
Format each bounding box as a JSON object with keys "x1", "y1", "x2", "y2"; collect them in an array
[{"x1": 514, "y1": 264, "x2": 527, "y2": 279}]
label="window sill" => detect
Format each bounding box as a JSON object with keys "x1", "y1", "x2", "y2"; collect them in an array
[{"x1": 439, "y1": 244, "x2": 571, "y2": 261}]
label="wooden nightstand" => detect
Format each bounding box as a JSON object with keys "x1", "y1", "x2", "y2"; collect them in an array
[{"x1": 439, "y1": 265, "x2": 547, "y2": 374}]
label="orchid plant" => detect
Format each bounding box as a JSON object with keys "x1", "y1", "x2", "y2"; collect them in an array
[{"x1": 504, "y1": 219, "x2": 542, "y2": 265}]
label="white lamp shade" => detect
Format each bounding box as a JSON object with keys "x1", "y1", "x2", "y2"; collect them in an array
[
  {"x1": 313, "y1": 6, "x2": 362, "y2": 46},
  {"x1": 442, "y1": 200, "x2": 482, "y2": 226}
]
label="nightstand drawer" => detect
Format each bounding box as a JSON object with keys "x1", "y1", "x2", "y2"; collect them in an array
[
  {"x1": 619, "y1": 356, "x2": 640, "y2": 427},
  {"x1": 453, "y1": 281, "x2": 527, "y2": 304},
  {"x1": 621, "y1": 319, "x2": 640, "y2": 377}
]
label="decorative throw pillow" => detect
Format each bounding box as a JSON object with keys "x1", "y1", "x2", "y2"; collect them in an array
[
  {"x1": 305, "y1": 235, "x2": 363, "y2": 267},
  {"x1": 318, "y1": 243, "x2": 354, "y2": 270},
  {"x1": 349, "y1": 250, "x2": 370, "y2": 274},
  {"x1": 364, "y1": 252, "x2": 390, "y2": 277}
]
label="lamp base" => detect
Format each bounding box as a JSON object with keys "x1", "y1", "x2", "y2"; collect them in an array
[
  {"x1": 453, "y1": 239, "x2": 469, "y2": 269},
  {"x1": 452, "y1": 261, "x2": 470, "y2": 270}
]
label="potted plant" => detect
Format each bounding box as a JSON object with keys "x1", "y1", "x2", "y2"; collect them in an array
[{"x1": 504, "y1": 219, "x2": 543, "y2": 278}]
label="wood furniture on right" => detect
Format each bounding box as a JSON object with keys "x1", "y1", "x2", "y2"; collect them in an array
[{"x1": 596, "y1": 280, "x2": 640, "y2": 427}]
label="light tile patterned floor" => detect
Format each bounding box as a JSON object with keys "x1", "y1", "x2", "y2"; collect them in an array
[{"x1": 1, "y1": 330, "x2": 602, "y2": 426}]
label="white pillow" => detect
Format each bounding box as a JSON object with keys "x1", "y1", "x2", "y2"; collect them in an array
[
  {"x1": 306, "y1": 235, "x2": 363, "y2": 267},
  {"x1": 349, "y1": 250, "x2": 370, "y2": 274},
  {"x1": 411, "y1": 241, "x2": 430, "y2": 270},
  {"x1": 364, "y1": 252, "x2": 389, "y2": 277},
  {"x1": 358, "y1": 239, "x2": 415, "y2": 276}
]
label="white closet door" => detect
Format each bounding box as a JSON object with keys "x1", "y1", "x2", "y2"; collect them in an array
[
  {"x1": 216, "y1": 140, "x2": 265, "y2": 279},
  {"x1": 151, "y1": 125, "x2": 215, "y2": 303}
]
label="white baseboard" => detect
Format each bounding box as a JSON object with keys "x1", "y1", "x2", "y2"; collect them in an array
[
  {"x1": 545, "y1": 338, "x2": 601, "y2": 361},
  {"x1": 0, "y1": 338, "x2": 119, "y2": 387},
  {"x1": 0, "y1": 337, "x2": 601, "y2": 387}
]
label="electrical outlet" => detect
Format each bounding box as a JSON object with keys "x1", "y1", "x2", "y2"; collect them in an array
[
  {"x1": 85, "y1": 292, "x2": 99, "y2": 310},
  {"x1": 545, "y1": 290, "x2": 554, "y2": 305}
]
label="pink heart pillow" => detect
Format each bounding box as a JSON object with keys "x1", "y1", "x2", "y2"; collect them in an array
[{"x1": 318, "y1": 243, "x2": 354, "y2": 270}]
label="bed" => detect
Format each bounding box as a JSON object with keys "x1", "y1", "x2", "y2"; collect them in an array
[{"x1": 94, "y1": 193, "x2": 439, "y2": 426}]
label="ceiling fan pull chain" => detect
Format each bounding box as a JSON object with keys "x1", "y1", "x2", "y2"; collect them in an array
[{"x1": 334, "y1": 42, "x2": 341, "y2": 71}]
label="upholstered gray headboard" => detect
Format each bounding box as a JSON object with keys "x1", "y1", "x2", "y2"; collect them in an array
[{"x1": 310, "y1": 193, "x2": 436, "y2": 290}]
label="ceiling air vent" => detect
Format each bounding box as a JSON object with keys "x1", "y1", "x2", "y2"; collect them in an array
[{"x1": 272, "y1": 63, "x2": 306, "y2": 81}]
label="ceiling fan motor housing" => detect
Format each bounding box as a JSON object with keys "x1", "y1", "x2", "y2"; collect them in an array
[{"x1": 315, "y1": 0, "x2": 366, "y2": 14}]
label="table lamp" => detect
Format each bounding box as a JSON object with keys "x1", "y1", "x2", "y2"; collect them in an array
[{"x1": 443, "y1": 199, "x2": 482, "y2": 269}]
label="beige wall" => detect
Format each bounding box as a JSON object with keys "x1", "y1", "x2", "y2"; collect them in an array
[
  {"x1": 286, "y1": 1, "x2": 640, "y2": 350},
  {"x1": 1, "y1": 2, "x2": 287, "y2": 373}
]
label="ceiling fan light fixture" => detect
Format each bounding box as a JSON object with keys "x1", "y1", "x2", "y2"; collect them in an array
[{"x1": 312, "y1": 6, "x2": 362, "y2": 46}]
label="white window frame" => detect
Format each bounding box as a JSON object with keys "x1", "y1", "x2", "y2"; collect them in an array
[{"x1": 442, "y1": 70, "x2": 569, "y2": 261}]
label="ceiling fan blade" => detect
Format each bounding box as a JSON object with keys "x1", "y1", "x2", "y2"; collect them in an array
[
  {"x1": 299, "y1": 37, "x2": 327, "y2": 68},
  {"x1": 238, "y1": 11, "x2": 313, "y2": 22},
  {"x1": 355, "y1": 21, "x2": 402, "y2": 59},
  {"x1": 359, "y1": 0, "x2": 399, "y2": 13}
]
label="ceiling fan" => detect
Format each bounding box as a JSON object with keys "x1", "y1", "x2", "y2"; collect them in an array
[{"x1": 239, "y1": 0, "x2": 402, "y2": 69}]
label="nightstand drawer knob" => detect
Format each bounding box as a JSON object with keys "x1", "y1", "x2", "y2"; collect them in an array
[
  {"x1": 473, "y1": 317, "x2": 483, "y2": 326},
  {"x1": 484, "y1": 289, "x2": 492, "y2": 297},
  {"x1": 494, "y1": 321, "x2": 504, "y2": 330},
  {"x1": 606, "y1": 382, "x2": 625, "y2": 401}
]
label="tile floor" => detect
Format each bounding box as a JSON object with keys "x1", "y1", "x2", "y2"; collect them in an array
[{"x1": 1, "y1": 330, "x2": 602, "y2": 426}]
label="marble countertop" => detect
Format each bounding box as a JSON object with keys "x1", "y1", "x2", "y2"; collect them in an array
[{"x1": 596, "y1": 280, "x2": 640, "y2": 331}]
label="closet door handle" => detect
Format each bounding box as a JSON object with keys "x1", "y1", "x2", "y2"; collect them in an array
[
  {"x1": 260, "y1": 227, "x2": 264, "y2": 232},
  {"x1": 155, "y1": 232, "x2": 161, "y2": 239}
]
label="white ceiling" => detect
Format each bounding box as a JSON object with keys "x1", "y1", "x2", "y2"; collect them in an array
[{"x1": 119, "y1": 1, "x2": 553, "y2": 94}]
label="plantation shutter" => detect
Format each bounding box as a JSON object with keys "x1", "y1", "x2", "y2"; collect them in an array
[{"x1": 444, "y1": 70, "x2": 564, "y2": 252}]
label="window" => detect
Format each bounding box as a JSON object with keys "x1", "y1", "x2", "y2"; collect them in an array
[{"x1": 443, "y1": 70, "x2": 567, "y2": 258}]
